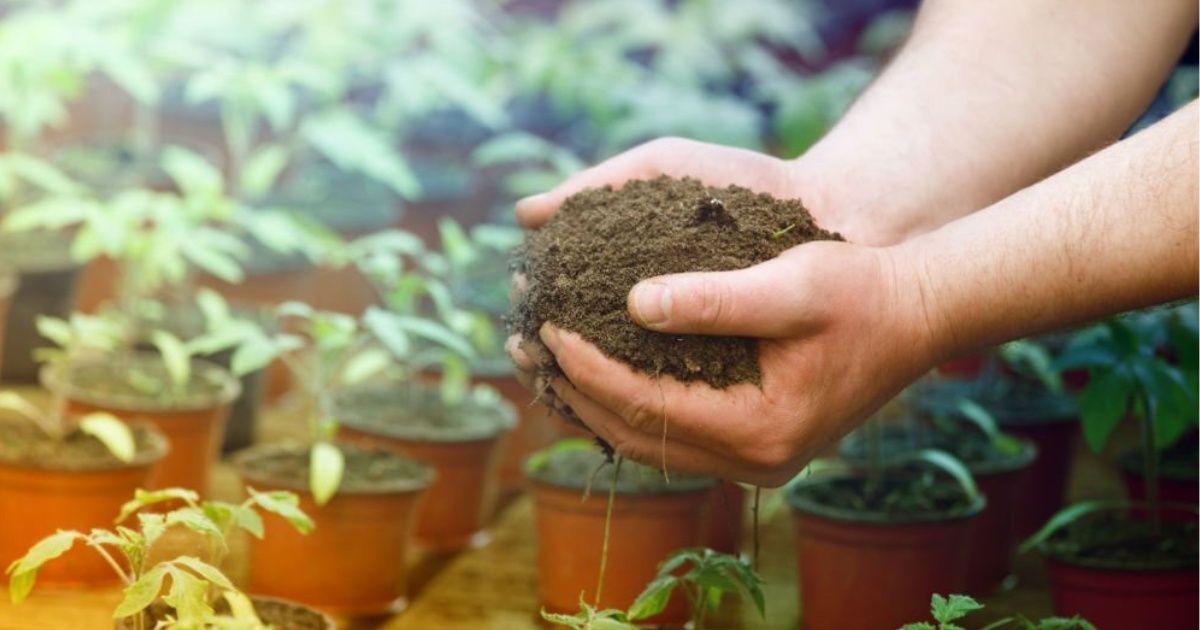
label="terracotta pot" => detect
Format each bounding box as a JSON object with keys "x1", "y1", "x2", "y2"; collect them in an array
[
  {"x1": 476, "y1": 369, "x2": 558, "y2": 496},
  {"x1": 1003, "y1": 421, "x2": 1077, "y2": 538},
  {"x1": 75, "y1": 255, "x2": 119, "y2": 313},
  {"x1": 234, "y1": 445, "x2": 432, "y2": 617},
  {"x1": 706, "y1": 481, "x2": 746, "y2": 555},
  {"x1": 963, "y1": 441, "x2": 1037, "y2": 593},
  {"x1": 43, "y1": 355, "x2": 240, "y2": 495},
  {"x1": 0, "y1": 422, "x2": 167, "y2": 587},
  {"x1": 788, "y1": 478, "x2": 985, "y2": 630},
  {"x1": 310, "y1": 264, "x2": 377, "y2": 315},
  {"x1": 530, "y1": 480, "x2": 713, "y2": 626},
  {"x1": 1, "y1": 251, "x2": 80, "y2": 383},
  {"x1": 115, "y1": 595, "x2": 336, "y2": 630},
  {"x1": 1044, "y1": 558, "x2": 1199, "y2": 629}
]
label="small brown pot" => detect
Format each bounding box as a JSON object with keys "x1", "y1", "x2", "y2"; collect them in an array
[
  {"x1": 43, "y1": 354, "x2": 240, "y2": 495},
  {"x1": 335, "y1": 383, "x2": 514, "y2": 552},
  {"x1": 234, "y1": 444, "x2": 432, "y2": 617},
  {"x1": 962, "y1": 440, "x2": 1037, "y2": 593},
  {"x1": 706, "y1": 480, "x2": 747, "y2": 555},
  {"x1": 788, "y1": 477, "x2": 985, "y2": 630},
  {"x1": 115, "y1": 595, "x2": 336, "y2": 629},
  {"x1": 1044, "y1": 558, "x2": 1199, "y2": 629},
  {"x1": 529, "y1": 460, "x2": 714, "y2": 627},
  {"x1": 0, "y1": 421, "x2": 167, "y2": 587}
]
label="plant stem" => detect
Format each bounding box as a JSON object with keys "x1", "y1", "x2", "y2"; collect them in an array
[
  {"x1": 86, "y1": 540, "x2": 132, "y2": 585},
  {"x1": 751, "y1": 486, "x2": 761, "y2": 572},
  {"x1": 593, "y1": 455, "x2": 623, "y2": 607},
  {"x1": 1140, "y1": 392, "x2": 1162, "y2": 534}
]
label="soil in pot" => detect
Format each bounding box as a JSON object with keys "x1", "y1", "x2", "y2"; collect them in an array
[
  {"x1": 116, "y1": 596, "x2": 335, "y2": 630},
  {"x1": 0, "y1": 231, "x2": 77, "y2": 382},
  {"x1": 527, "y1": 446, "x2": 715, "y2": 627},
  {"x1": 44, "y1": 352, "x2": 240, "y2": 494},
  {"x1": 787, "y1": 468, "x2": 985, "y2": 630},
  {"x1": 513, "y1": 176, "x2": 841, "y2": 390},
  {"x1": 1038, "y1": 511, "x2": 1198, "y2": 629},
  {"x1": 234, "y1": 443, "x2": 432, "y2": 616},
  {"x1": 0, "y1": 418, "x2": 167, "y2": 586},
  {"x1": 334, "y1": 381, "x2": 514, "y2": 551}
]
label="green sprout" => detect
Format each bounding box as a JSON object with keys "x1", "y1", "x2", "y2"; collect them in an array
[{"x1": 901, "y1": 593, "x2": 1095, "y2": 630}]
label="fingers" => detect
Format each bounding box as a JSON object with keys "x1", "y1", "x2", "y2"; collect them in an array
[
  {"x1": 627, "y1": 252, "x2": 820, "y2": 337},
  {"x1": 514, "y1": 137, "x2": 797, "y2": 229},
  {"x1": 538, "y1": 324, "x2": 767, "y2": 456}
]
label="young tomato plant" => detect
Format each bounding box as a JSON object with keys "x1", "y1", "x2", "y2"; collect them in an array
[
  {"x1": 6, "y1": 486, "x2": 313, "y2": 630},
  {"x1": 901, "y1": 593, "x2": 1095, "y2": 630}
]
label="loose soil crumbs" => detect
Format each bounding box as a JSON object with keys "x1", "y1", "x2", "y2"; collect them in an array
[
  {"x1": 119, "y1": 597, "x2": 329, "y2": 630},
  {"x1": 790, "y1": 468, "x2": 978, "y2": 522},
  {"x1": 1041, "y1": 513, "x2": 1198, "y2": 570},
  {"x1": 514, "y1": 176, "x2": 840, "y2": 388},
  {"x1": 239, "y1": 443, "x2": 431, "y2": 494}
]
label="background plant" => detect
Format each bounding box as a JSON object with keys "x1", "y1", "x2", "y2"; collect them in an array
[{"x1": 901, "y1": 593, "x2": 1095, "y2": 630}]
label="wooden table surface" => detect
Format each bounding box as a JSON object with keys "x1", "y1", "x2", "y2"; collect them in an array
[{"x1": 1, "y1": 388, "x2": 1122, "y2": 629}]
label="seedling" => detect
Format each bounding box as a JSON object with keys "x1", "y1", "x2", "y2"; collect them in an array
[
  {"x1": 0, "y1": 392, "x2": 133, "y2": 464},
  {"x1": 6, "y1": 485, "x2": 313, "y2": 630},
  {"x1": 543, "y1": 547, "x2": 765, "y2": 630},
  {"x1": 901, "y1": 593, "x2": 1095, "y2": 630}
]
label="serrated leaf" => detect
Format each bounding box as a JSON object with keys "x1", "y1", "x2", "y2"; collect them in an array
[
  {"x1": 170, "y1": 556, "x2": 233, "y2": 590},
  {"x1": 6, "y1": 531, "x2": 80, "y2": 603},
  {"x1": 113, "y1": 564, "x2": 168, "y2": 618},
  {"x1": 309, "y1": 442, "x2": 344, "y2": 506},
  {"x1": 627, "y1": 574, "x2": 678, "y2": 620},
  {"x1": 79, "y1": 413, "x2": 136, "y2": 463},
  {"x1": 931, "y1": 593, "x2": 982, "y2": 623},
  {"x1": 235, "y1": 506, "x2": 265, "y2": 539},
  {"x1": 117, "y1": 488, "x2": 200, "y2": 523},
  {"x1": 162, "y1": 565, "x2": 212, "y2": 622},
  {"x1": 247, "y1": 488, "x2": 314, "y2": 534}
]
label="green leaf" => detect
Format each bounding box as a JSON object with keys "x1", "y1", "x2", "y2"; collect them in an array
[
  {"x1": 223, "y1": 590, "x2": 261, "y2": 622},
  {"x1": 931, "y1": 593, "x2": 983, "y2": 623},
  {"x1": 113, "y1": 564, "x2": 168, "y2": 619},
  {"x1": 899, "y1": 624, "x2": 937, "y2": 630},
  {"x1": 627, "y1": 574, "x2": 678, "y2": 620},
  {"x1": 117, "y1": 488, "x2": 200, "y2": 523},
  {"x1": 151, "y1": 330, "x2": 191, "y2": 390},
  {"x1": 36, "y1": 316, "x2": 73, "y2": 347},
  {"x1": 302, "y1": 110, "x2": 420, "y2": 198},
  {"x1": 166, "y1": 508, "x2": 223, "y2": 540},
  {"x1": 6, "y1": 531, "x2": 80, "y2": 603},
  {"x1": 234, "y1": 506, "x2": 265, "y2": 539},
  {"x1": 341, "y1": 347, "x2": 393, "y2": 385},
  {"x1": 240, "y1": 143, "x2": 289, "y2": 200},
  {"x1": 905, "y1": 450, "x2": 979, "y2": 501},
  {"x1": 1018, "y1": 500, "x2": 1129, "y2": 553},
  {"x1": 247, "y1": 488, "x2": 314, "y2": 534},
  {"x1": 0, "y1": 392, "x2": 48, "y2": 425},
  {"x1": 78, "y1": 413, "x2": 136, "y2": 463},
  {"x1": 230, "y1": 334, "x2": 282, "y2": 376},
  {"x1": 195, "y1": 288, "x2": 232, "y2": 329},
  {"x1": 1078, "y1": 369, "x2": 1133, "y2": 452},
  {"x1": 364, "y1": 306, "x2": 411, "y2": 358},
  {"x1": 438, "y1": 218, "x2": 477, "y2": 268},
  {"x1": 162, "y1": 565, "x2": 212, "y2": 621},
  {"x1": 309, "y1": 442, "x2": 345, "y2": 506},
  {"x1": 170, "y1": 556, "x2": 234, "y2": 590},
  {"x1": 161, "y1": 145, "x2": 223, "y2": 199},
  {"x1": 440, "y1": 354, "x2": 469, "y2": 405}
]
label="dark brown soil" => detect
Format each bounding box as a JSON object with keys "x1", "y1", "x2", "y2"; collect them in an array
[
  {"x1": 237, "y1": 443, "x2": 432, "y2": 494},
  {"x1": 788, "y1": 469, "x2": 981, "y2": 523},
  {"x1": 49, "y1": 353, "x2": 235, "y2": 411},
  {"x1": 332, "y1": 381, "x2": 514, "y2": 442},
  {"x1": 513, "y1": 176, "x2": 840, "y2": 388},
  {"x1": 1039, "y1": 513, "x2": 1198, "y2": 570},
  {"x1": 527, "y1": 444, "x2": 714, "y2": 495},
  {"x1": 0, "y1": 418, "x2": 164, "y2": 471},
  {"x1": 116, "y1": 596, "x2": 332, "y2": 629}
]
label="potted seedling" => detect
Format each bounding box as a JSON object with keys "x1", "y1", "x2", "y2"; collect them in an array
[
  {"x1": 787, "y1": 413, "x2": 984, "y2": 630},
  {"x1": 227, "y1": 301, "x2": 434, "y2": 616},
  {"x1": 1021, "y1": 315, "x2": 1199, "y2": 628},
  {"x1": 6, "y1": 485, "x2": 333, "y2": 629},
  {"x1": 544, "y1": 547, "x2": 765, "y2": 630},
  {"x1": 0, "y1": 384, "x2": 165, "y2": 588},
  {"x1": 900, "y1": 593, "x2": 1095, "y2": 629},
  {"x1": 849, "y1": 386, "x2": 1038, "y2": 594},
  {"x1": 526, "y1": 439, "x2": 716, "y2": 626},
  {"x1": 331, "y1": 229, "x2": 516, "y2": 551}
]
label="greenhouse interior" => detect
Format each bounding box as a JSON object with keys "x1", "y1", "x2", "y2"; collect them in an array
[{"x1": 0, "y1": 1, "x2": 1196, "y2": 629}]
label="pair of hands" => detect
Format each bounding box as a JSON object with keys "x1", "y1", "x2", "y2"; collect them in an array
[{"x1": 508, "y1": 138, "x2": 945, "y2": 487}]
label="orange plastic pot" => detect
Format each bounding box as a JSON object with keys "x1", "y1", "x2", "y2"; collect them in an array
[
  {"x1": 43, "y1": 356, "x2": 240, "y2": 495},
  {"x1": 788, "y1": 479, "x2": 984, "y2": 630},
  {"x1": 115, "y1": 595, "x2": 336, "y2": 629},
  {"x1": 1045, "y1": 558, "x2": 1199, "y2": 629},
  {"x1": 340, "y1": 425, "x2": 504, "y2": 552},
  {"x1": 234, "y1": 445, "x2": 431, "y2": 616},
  {"x1": 531, "y1": 481, "x2": 712, "y2": 626},
  {"x1": 963, "y1": 441, "x2": 1036, "y2": 593},
  {"x1": 706, "y1": 480, "x2": 746, "y2": 555},
  {"x1": 476, "y1": 370, "x2": 558, "y2": 495},
  {"x1": 0, "y1": 423, "x2": 167, "y2": 587}
]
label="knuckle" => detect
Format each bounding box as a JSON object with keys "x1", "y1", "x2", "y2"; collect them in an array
[{"x1": 695, "y1": 278, "x2": 732, "y2": 328}]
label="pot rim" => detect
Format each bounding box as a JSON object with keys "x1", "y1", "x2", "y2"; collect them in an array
[
  {"x1": 231, "y1": 442, "x2": 434, "y2": 496},
  {"x1": 1040, "y1": 547, "x2": 1200, "y2": 572},
  {"x1": 786, "y1": 474, "x2": 987, "y2": 525},
  {"x1": 332, "y1": 381, "x2": 515, "y2": 443},
  {"x1": 841, "y1": 433, "x2": 1039, "y2": 476},
  {"x1": 0, "y1": 417, "x2": 169, "y2": 472},
  {"x1": 41, "y1": 351, "x2": 242, "y2": 413},
  {"x1": 113, "y1": 594, "x2": 338, "y2": 630}
]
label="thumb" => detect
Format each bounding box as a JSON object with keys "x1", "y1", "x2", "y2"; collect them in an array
[{"x1": 626, "y1": 255, "x2": 817, "y2": 337}]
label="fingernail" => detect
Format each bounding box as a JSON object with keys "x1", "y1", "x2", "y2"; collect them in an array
[
  {"x1": 515, "y1": 193, "x2": 547, "y2": 214},
  {"x1": 631, "y1": 281, "x2": 671, "y2": 326}
]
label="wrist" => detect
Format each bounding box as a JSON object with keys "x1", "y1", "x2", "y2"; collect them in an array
[
  {"x1": 880, "y1": 238, "x2": 960, "y2": 371},
  {"x1": 787, "y1": 153, "x2": 913, "y2": 247}
]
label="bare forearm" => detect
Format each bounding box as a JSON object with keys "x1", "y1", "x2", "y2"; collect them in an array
[
  {"x1": 899, "y1": 101, "x2": 1198, "y2": 360},
  {"x1": 798, "y1": 0, "x2": 1197, "y2": 245}
]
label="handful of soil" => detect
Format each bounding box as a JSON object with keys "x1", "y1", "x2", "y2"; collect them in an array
[{"x1": 513, "y1": 176, "x2": 840, "y2": 389}]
